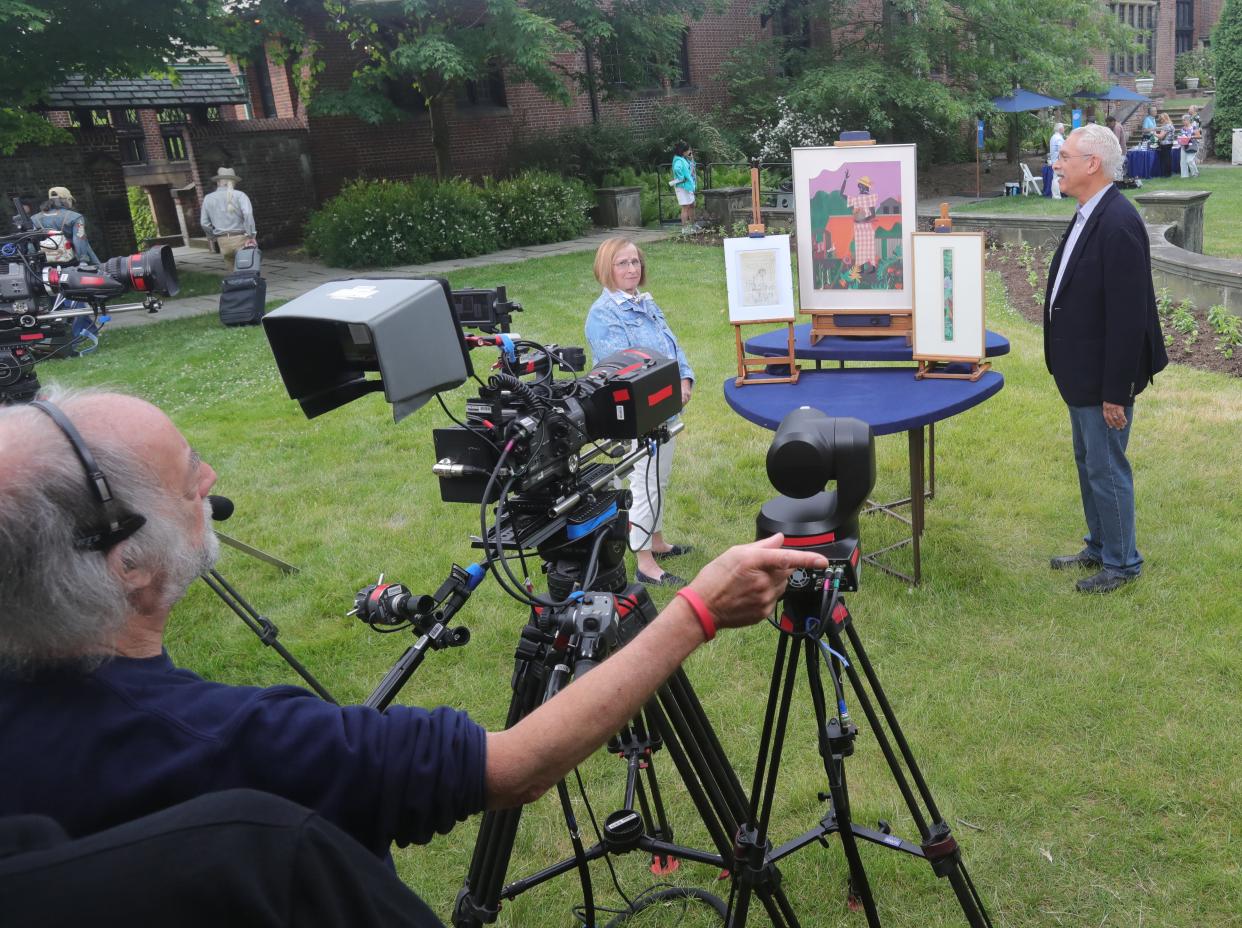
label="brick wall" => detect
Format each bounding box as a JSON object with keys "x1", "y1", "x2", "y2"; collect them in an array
[
  {"x1": 305, "y1": 0, "x2": 768, "y2": 199},
  {"x1": 0, "y1": 129, "x2": 135, "y2": 258},
  {"x1": 186, "y1": 120, "x2": 315, "y2": 247}
]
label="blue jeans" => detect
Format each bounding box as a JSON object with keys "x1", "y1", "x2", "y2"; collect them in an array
[{"x1": 1068, "y1": 404, "x2": 1142, "y2": 576}]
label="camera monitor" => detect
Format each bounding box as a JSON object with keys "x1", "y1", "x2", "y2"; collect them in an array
[{"x1": 263, "y1": 277, "x2": 473, "y2": 422}]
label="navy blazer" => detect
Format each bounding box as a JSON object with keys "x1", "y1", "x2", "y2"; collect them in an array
[{"x1": 1043, "y1": 185, "x2": 1168, "y2": 407}]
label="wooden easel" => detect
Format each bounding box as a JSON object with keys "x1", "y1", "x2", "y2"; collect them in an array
[
  {"x1": 734, "y1": 159, "x2": 799, "y2": 386},
  {"x1": 806, "y1": 135, "x2": 913, "y2": 344}
]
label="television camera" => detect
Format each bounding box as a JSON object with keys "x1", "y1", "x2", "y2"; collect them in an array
[{"x1": 1, "y1": 201, "x2": 180, "y2": 403}]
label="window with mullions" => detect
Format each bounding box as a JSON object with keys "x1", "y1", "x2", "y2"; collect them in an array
[
  {"x1": 162, "y1": 132, "x2": 187, "y2": 161},
  {"x1": 157, "y1": 108, "x2": 188, "y2": 125},
  {"x1": 599, "y1": 35, "x2": 690, "y2": 92},
  {"x1": 1109, "y1": 2, "x2": 1155, "y2": 74},
  {"x1": 119, "y1": 136, "x2": 147, "y2": 165},
  {"x1": 455, "y1": 67, "x2": 508, "y2": 108}
]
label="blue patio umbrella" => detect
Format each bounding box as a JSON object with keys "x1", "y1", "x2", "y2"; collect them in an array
[{"x1": 991, "y1": 88, "x2": 1066, "y2": 112}]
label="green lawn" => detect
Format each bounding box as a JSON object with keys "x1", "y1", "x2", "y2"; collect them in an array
[
  {"x1": 955, "y1": 164, "x2": 1242, "y2": 258},
  {"x1": 39, "y1": 243, "x2": 1242, "y2": 927}
]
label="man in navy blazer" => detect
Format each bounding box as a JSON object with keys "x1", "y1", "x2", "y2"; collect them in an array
[{"x1": 1043, "y1": 124, "x2": 1167, "y2": 594}]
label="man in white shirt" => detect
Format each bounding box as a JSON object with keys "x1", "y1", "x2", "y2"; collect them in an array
[
  {"x1": 200, "y1": 167, "x2": 256, "y2": 267},
  {"x1": 1047, "y1": 124, "x2": 1066, "y2": 199}
]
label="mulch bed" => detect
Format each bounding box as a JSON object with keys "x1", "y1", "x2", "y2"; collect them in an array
[{"x1": 987, "y1": 243, "x2": 1242, "y2": 378}]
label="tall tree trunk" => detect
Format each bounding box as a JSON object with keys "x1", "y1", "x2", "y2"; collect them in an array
[
  {"x1": 1006, "y1": 115, "x2": 1019, "y2": 166},
  {"x1": 583, "y1": 43, "x2": 601, "y2": 124},
  {"x1": 428, "y1": 95, "x2": 454, "y2": 179}
]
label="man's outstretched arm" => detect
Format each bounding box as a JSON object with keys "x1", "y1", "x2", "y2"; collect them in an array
[{"x1": 484, "y1": 534, "x2": 828, "y2": 808}]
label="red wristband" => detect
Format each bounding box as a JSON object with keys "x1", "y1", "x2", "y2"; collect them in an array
[{"x1": 675, "y1": 588, "x2": 716, "y2": 642}]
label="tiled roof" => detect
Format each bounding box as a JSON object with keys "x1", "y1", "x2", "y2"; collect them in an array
[{"x1": 41, "y1": 66, "x2": 247, "y2": 108}]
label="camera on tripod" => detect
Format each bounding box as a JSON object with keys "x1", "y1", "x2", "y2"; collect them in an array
[{"x1": 0, "y1": 203, "x2": 180, "y2": 404}]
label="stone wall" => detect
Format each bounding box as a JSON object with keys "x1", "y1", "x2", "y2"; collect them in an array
[
  {"x1": 0, "y1": 129, "x2": 135, "y2": 258},
  {"x1": 186, "y1": 121, "x2": 315, "y2": 247}
]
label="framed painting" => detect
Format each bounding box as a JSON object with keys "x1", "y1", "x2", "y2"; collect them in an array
[
  {"x1": 723, "y1": 234, "x2": 795, "y2": 323},
  {"x1": 792, "y1": 143, "x2": 918, "y2": 312},
  {"x1": 910, "y1": 232, "x2": 986, "y2": 362}
]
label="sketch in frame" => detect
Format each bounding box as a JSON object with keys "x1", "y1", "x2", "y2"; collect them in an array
[
  {"x1": 723, "y1": 234, "x2": 795, "y2": 324},
  {"x1": 911, "y1": 232, "x2": 986, "y2": 362},
  {"x1": 792, "y1": 143, "x2": 918, "y2": 312}
]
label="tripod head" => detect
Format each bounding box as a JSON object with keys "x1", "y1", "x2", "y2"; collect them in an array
[{"x1": 756, "y1": 409, "x2": 875, "y2": 593}]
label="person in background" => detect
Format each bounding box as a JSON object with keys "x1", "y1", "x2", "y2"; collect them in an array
[
  {"x1": 200, "y1": 167, "x2": 256, "y2": 267},
  {"x1": 1178, "y1": 114, "x2": 1201, "y2": 178},
  {"x1": 670, "y1": 141, "x2": 698, "y2": 231},
  {"x1": 1048, "y1": 123, "x2": 1066, "y2": 199},
  {"x1": 1154, "y1": 113, "x2": 1176, "y2": 177},
  {"x1": 31, "y1": 187, "x2": 101, "y2": 264},
  {"x1": 586, "y1": 237, "x2": 696, "y2": 587},
  {"x1": 1140, "y1": 105, "x2": 1157, "y2": 138}
]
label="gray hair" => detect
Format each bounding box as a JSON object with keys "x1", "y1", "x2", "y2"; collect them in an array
[
  {"x1": 0, "y1": 385, "x2": 207, "y2": 671},
  {"x1": 1054, "y1": 123, "x2": 1066, "y2": 134},
  {"x1": 1070, "y1": 123, "x2": 1124, "y2": 181}
]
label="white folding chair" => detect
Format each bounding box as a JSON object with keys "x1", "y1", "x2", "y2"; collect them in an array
[{"x1": 1020, "y1": 163, "x2": 1044, "y2": 196}]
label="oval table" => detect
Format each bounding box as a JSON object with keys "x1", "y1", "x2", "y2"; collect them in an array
[
  {"x1": 724, "y1": 368, "x2": 1005, "y2": 584},
  {"x1": 743, "y1": 323, "x2": 1010, "y2": 365}
]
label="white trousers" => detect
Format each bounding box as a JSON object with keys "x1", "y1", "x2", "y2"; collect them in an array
[{"x1": 627, "y1": 435, "x2": 675, "y2": 551}]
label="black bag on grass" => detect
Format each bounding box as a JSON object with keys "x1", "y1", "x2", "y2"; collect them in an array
[{"x1": 219, "y1": 245, "x2": 266, "y2": 326}]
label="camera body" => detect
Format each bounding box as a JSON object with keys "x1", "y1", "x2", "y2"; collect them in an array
[{"x1": 0, "y1": 224, "x2": 179, "y2": 404}]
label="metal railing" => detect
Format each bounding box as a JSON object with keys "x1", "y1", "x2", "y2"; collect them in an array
[{"x1": 654, "y1": 161, "x2": 793, "y2": 226}]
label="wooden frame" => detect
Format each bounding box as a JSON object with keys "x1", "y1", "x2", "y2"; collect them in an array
[
  {"x1": 792, "y1": 143, "x2": 918, "y2": 314},
  {"x1": 723, "y1": 234, "x2": 799, "y2": 385},
  {"x1": 910, "y1": 232, "x2": 989, "y2": 380}
]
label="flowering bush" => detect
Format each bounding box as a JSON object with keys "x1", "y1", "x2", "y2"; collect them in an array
[
  {"x1": 483, "y1": 171, "x2": 592, "y2": 248},
  {"x1": 304, "y1": 178, "x2": 498, "y2": 268},
  {"x1": 751, "y1": 97, "x2": 840, "y2": 161}
]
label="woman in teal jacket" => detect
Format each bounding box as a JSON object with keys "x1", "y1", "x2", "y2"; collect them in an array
[{"x1": 671, "y1": 141, "x2": 697, "y2": 229}]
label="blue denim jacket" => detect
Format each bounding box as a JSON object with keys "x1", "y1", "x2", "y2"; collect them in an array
[{"x1": 585, "y1": 289, "x2": 694, "y2": 384}]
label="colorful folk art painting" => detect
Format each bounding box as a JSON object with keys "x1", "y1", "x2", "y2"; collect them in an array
[
  {"x1": 792, "y1": 144, "x2": 917, "y2": 312},
  {"x1": 943, "y1": 248, "x2": 954, "y2": 340}
]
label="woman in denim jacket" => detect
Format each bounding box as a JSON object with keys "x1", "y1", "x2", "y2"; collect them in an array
[{"x1": 586, "y1": 237, "x2": 695, "y2": 587}]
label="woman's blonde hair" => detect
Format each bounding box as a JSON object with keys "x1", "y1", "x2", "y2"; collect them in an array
[{"x1": 593, "y1": 237, "x2": 646, "y2": 290}]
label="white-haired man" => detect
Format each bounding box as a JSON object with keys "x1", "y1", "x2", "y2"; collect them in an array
[
  {"x1": 200, "y1": 166, "x2": 256, "y2": 266},
  {"x1": 0, "y1": 387, "x2": 826, "y2": 862},
  {"x1": 1048, "y1": 123, "x2": 1066, "y2": 198},
  {"x1": 1044, "y1": 124, "x2": 1168, "y2": 594}
]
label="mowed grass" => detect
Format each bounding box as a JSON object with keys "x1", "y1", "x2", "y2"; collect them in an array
[
  {"x1": 39, "y1": 242, "x2": 1242, "y2": 927},
  {"x1": 955, "y1": 164, "x2": 1242, "y2": 259}
]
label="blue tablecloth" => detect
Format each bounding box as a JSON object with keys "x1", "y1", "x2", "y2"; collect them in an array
[
  {"x1": 1126, "y1": 147, "x2": 1180, "y2": 179},
  {"x1": 723, "y1": 368, "x2": 1004, "y2": 435},
  {"x1": 744, "y1": 325, "x2": 1010, "y2": 363}
]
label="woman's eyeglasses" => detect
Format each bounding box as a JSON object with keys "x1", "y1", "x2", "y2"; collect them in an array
[{"x1": 613, "y1": 258, "x2": 642, "y2": 268}]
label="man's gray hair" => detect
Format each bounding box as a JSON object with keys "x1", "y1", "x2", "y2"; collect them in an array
[
  {"x1": 0, "y1": 385, "x2": 201, "y2": 670},
  {"x1": 1071, "y1": 123, "x2": 1124, "y2": 180},
  {"x1": 1054, "y1": 122, "x2": 1066, "y2": 134}
]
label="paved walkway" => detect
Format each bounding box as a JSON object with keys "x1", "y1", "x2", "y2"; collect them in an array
[{"x1": 107, "y1": 228, "x2": 672, "y2": 330}]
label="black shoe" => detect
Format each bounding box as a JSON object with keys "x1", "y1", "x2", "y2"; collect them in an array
[
  {"x1": 1075, "y1": 569, "x2": 1137, "y2": 594},
  {"x1": 1050, "y1": 551, "x2": 1102, "y2": 571},
  {"x1": 636, "y1": 569, "x2": 687, "y2": 588},
  {"x1": 653, "y1": 544, "x2": 694, "y2": 562}
]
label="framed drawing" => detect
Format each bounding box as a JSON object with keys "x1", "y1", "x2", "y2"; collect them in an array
[
  {"x1": 911, "y1": 232, "x2": 987, "y2": 372},
  {"x1": 792, "y1": 143, "x2": 918, "y2": 313},
  {"x1": 723, "y1": 234, "x2": 795, "y2": 323}
]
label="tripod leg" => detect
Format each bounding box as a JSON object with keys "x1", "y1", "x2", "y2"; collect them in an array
[{"x1": 804, "y1": 638, "x2": 881, "y2": 927}]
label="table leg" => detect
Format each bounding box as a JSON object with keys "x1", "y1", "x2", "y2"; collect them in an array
[
  {"x1": 928, "y1": 422, "x2": 936, "y2": 502},
  {"x1": 908, "y1": 427, "x2": 924, "y2": 584}
]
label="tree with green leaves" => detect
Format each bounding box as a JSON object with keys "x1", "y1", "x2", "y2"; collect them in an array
[
  {"x1": 1213, "y1": 0, "x2": 1242, "y2": 159},
  {"x1": 0, "y1": 0, "x2": 313, "y2": 155},
  {"x1": 726, "y1": 0, "x2": 1131, "y2": 164}
]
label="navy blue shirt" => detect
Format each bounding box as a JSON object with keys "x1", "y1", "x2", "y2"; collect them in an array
[{"x1": 0, "y1": 652, "x2": 487, "y2": 857}]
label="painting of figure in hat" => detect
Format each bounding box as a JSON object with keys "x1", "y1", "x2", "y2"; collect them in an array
[{"x1": 792, "y1": 144, "x2": 917, "y2": 311}]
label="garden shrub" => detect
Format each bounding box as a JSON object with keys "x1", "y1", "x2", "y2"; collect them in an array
[
  {"x1": 483, "y1": 171, "x2": 592, "y2": 248},
  {"x1": 127, "y1": 187, "x2": 158, "y2": 246},
  {"x1": 304, "y1": 178, "x2": 498, "y2": 268},
  {"x1": 1213, "y1": 0, "x2": 1242, "y2": 159}
]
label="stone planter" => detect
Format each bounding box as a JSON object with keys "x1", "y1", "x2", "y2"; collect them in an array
[
  {"x1": 1135, "y1": 77, "x2": 1154, "y2": 95},
  {"x1": 593, "y1": 186, "x2": 643, "y2": 228},
  {"x1": 1184, "y1": 77, "x2": 1200, "y2": 91}
]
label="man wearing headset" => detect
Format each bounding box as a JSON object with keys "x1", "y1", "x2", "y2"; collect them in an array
[{"x1": 0, "y1": 387, "x2": 825, "y2": 866}]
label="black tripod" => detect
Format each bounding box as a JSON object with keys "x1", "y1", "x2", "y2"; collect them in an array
[
  {"x1": 728, "y1": 563, "x2": 991, "y2": 927},
  {"x1": 453, "y1": 490, "x2": 804, "y2": 928}
]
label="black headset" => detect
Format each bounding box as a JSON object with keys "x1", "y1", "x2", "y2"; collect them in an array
[{"x1": 29, "y1": 400, "x2": 147, "y2": 552}]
